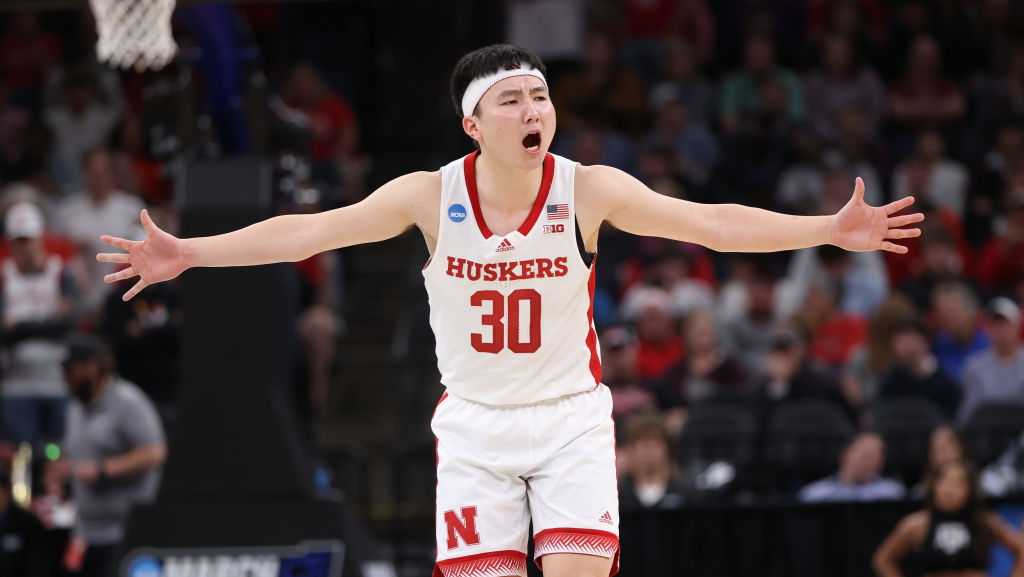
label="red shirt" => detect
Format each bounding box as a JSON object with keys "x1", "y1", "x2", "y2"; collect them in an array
[
  {"x1": 975, "y1": 238, "x2": 1024, "y2": 291},
  {"x1": 0, "y1": 235, "x2": 78, "y2": 262},
  {"x1": 809, "y1": 314, "x2": 867, "y2": 366},
  {"x1": 635, "y1": 336, "x2": 685, "y2": 380},
  {"x1": 885, "y1": 208, "x2": 970, "y2": 286},
  {"x1": 305, "y1": 96, "x2": 355, "y2": 162}
]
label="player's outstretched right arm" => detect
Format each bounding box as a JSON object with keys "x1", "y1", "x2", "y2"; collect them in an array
[{"x1": 97, "y1": 171, "x2": 436, "y2": 301}]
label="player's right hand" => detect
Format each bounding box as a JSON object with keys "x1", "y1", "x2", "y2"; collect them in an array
[{"x1": 96, "y1": 209, "x2": 188, "y2": 301}]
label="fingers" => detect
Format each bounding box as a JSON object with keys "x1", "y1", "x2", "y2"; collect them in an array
[
  {"x1": 96, "y1": 252, "x2": 131, "y2": 264},
  {"x1": 100, "y1": 235, "x2": 140, "y2": 252},
  {"x1": 888, "y1": 212, "x2": 925, "y2": 228},
  {"x1": 123, "y1": 279, "x2": 148, "y2": 302},
  {"x1": 884, "y1": 195, "x2": 916, "y2": 215},
  {"x1": 886, "y1": 228, "x2": 922, "y2": 240},
  {"x1": 852, "y1": 177, "x2": 865, "y2": 203},
  {"x1": 140, "y1": 209, "x2": 159, "y2": 234},
  {"x1": 104, "y1": 266, "x2": 138, "y2": 284},
  {"x1": 880, "y1": 241, "x2": 909, "y2": 254}
]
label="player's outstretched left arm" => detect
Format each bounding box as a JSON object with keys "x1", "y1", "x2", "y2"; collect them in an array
[{"x1": 579, "y1": 165, "x2": 923, "y2": 254}]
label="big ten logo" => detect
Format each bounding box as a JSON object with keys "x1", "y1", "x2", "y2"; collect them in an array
[{"x1": 543, "y1": 223, "x2": 565, "y2": 234}]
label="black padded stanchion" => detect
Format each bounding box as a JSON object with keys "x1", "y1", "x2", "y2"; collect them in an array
[{"x1": 116, "y1": 158, "x2": 363, "y2": 577}]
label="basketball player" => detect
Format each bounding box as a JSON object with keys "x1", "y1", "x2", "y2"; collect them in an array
[{"x1": 97, "y1": 45, "x2": 923, "y2": 577}]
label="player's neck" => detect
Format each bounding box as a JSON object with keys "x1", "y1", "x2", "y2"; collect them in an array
[{"x1": 474, "y1": 150, "x2": 544, "y2": 211}]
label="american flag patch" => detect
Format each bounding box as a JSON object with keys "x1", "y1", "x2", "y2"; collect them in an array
[{"x1": 546, "y1": 203, "x2": 569, "y2": 220}]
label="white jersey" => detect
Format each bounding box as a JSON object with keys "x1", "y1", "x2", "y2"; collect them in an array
[
  {"x1": 2, "y1": 256, "x2": 67, "y2": 398},
  {"x1": 423, "y1": 152, "x2": 601, "y2": 406}
]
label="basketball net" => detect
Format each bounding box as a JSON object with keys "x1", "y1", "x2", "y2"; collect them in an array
[{"x1": 90, "y1": 0, "x2": 178, "y2": 70}]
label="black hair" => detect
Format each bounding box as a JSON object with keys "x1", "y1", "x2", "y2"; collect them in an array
[
  {"x1": 449, "y1": 44, "x2": 547, "y2": 118},
  {"x1": 923, "y1": 460, "x2": 992, "y2": 557}
]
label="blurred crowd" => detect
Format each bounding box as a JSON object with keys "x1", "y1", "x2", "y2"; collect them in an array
[
  {"x1": 510, "y1": 0, "x2": 1024, "y2": 514},
  {"x1": 2, "y1": 0, "x2": 1024, "y2": 573},
  {"x1": 0, "y1": 6, "x2": 364, "y2": 575}
]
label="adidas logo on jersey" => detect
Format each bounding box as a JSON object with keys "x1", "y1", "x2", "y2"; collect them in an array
[
  {"x1": 495, "y1": 238, "x2": 515, "y2": 253},
  {"x1": 599, "y1": 511, "x2": 613, "y2": 524}
]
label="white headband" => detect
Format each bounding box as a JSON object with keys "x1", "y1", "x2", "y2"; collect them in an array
[{"x1": 461, "y1": 65, "x2": 547, "y2": 118}]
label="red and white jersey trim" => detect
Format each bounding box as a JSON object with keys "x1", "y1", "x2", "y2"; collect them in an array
[{"x1": 433, "y1": 550, "x2": 527, "y2": 577}]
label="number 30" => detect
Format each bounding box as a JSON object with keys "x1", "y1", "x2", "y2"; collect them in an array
[{"x1": 470, "y1": 289, "x2": 541, "y2": 353}]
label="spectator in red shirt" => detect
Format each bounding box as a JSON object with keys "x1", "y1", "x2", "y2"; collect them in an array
[
  {"x1": 111, "y1": 113, "x2": 170, "y2": 205},
  {"x1": 885, "y1": 200, "x2": 970, "y2": 288},
  {"x1": 976, "y1": 179, "x2": 1024, "y2": 293},
  {"x1": 798, "y1": 277, "x2": 867, "y2": 368},
  {"x1": 620, "y1": 285, "x2": 685, "y2": 381},
  {"x1": 622, "y1": 0, "x2": 715, "y2": 62},
  {"x1": 888, "y1": 35, "x2": 965, "y2": 131},
  {"x1": 282, "y1": 63, "x2": 364, "y2": 198},
  {"x1": 284, "y1": 63, "x2": 359, "y2": 163}
]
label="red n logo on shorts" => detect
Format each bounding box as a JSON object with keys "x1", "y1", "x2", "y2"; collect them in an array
[{"x1": 444, "y1": 506, "x2": 480, "y2": 549}]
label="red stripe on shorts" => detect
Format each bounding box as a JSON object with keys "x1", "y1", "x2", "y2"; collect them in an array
[{"x1": 534, "y1": 527, "x2": 620, "y2": 576}]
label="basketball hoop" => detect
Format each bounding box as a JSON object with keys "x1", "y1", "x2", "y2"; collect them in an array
[{"x1": 89, "y1": 0, "x2": 178, "y2": 71}]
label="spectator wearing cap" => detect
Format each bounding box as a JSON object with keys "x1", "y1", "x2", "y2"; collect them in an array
[
  {"x1": 958, "y1": 297, "x2": 1024, "y2": 423},
  {"x1": 56, "y1": 334, "x2": 165, "y2": 577},
  {"x1": 877, "y1": 319, "x2": 961, "y2": 420},
  {"x1": 799, "y1": 432, "x2": 906, "y2": 503},
  {"x1": 618, "y1": 412, "x2": 689, "y2": 513},
  {"x1": 0, "y1": 201, "x2": 79, "y2": 444},
  {"x1": 0, "y1": 465, "x2": 53, "y2": 576},
  {"x1": 56, "y1": 147, "x2": 143, "y2": 317}
]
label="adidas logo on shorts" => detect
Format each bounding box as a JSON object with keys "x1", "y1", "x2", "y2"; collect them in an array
[{"x1": 599, "y1": 511, "x2": 613, "y2": 524}]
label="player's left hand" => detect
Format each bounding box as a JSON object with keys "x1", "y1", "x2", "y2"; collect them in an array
[{"x1": 830, "y1": 177, "x2": 924, "y2": 254}]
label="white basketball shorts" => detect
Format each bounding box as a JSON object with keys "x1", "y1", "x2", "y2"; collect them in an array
[{"x1": 431, "y1": 384, "x2": 620, "y2": 577}]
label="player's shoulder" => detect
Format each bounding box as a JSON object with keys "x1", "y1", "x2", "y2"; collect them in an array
[
  {"x1": 572, "y1": 162, "x2": 629, "y2": 191},
  {"x1": 392, "y1": 169, "x2": 441, "y2": 189},
  {"x1": 381, "y1": 170, "x2": 441, "y2": 202},
  {"x1": 571, "y1": 162, "x2": 633, "y2": 213}
]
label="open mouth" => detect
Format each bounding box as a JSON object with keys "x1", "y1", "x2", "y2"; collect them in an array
[{"x1": 522, "y1": 131, "x2": 541, "y2": 152}]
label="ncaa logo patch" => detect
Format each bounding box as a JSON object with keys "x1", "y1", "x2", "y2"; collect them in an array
[{"x1": 448, "y1": 203, "x2": 467, "y2": 223}]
